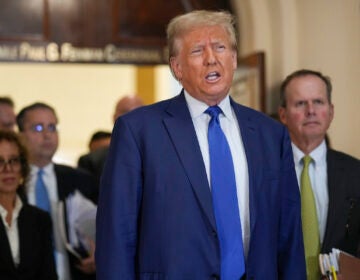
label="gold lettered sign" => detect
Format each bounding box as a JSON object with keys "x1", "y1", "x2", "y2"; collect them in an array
[{"x1": 0, "y1": 42, "x2": 168, "y2": 64}]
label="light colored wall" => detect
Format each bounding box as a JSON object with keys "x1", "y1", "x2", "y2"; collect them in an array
[
  {"x1": 234, "y1": 0, "x2": 360, "y2": 158},
  {"x1": 0, "y1": 63, "x2": 137, "y2": 165},
  {"x1": 296, "y1": 0, "x2": 360, "y2": 158}
]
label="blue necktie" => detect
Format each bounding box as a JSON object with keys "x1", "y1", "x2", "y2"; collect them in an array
[
  {"x1": 205, "y1": 106, "x2": 245, "y2": 280},
  {"x1": 35, "y1": 169, "x2": 51, "y2": 213}
]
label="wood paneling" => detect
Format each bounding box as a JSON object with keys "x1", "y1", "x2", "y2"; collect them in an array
[
  {"x1": 0, "y1": 0, "x2": 48, "y2": 41},
  {"x1": 0, "y1": 0, "x2": 233, "y2": 63}
]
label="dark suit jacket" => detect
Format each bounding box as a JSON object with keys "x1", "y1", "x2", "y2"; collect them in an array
[
  {"x1": 0, "y1": 204, "x2": 57, "y2": 280},
  {"x1": 77, "y1": 147, "x2": 109, "y2": 187},
  {"x1": 54, "y1": 164, "x2": 97, "y2": 280},
  {"x1": 54, "y1": 164, "x2": 98, "y2": 204},
  {"x1": 321, "y1": 149, "x2": 360, "y2": 256},
  {"x1": 96, "y1": 93, "x2": 306, "y2": 280}
]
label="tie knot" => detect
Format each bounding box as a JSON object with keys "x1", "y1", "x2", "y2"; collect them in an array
[
  {"x1": 38, "y1": 168, "x2": 44, "y2": 176},
  {"x1": 205, "y1": 105, "x2": 222, "y2": 119},
  {"x1": 302, "y1": 155, "x2": 312, "y2": 167}
]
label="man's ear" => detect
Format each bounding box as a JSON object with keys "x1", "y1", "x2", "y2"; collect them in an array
[
  {"x1": 169, "y1": 57, "x2": 182, "y2": 81},
  {"x1": 232, "y1": 51, "x2": 237, "y2": 70},
  {"x1": 329, "y1": 103, "x2": 334, "y2": 122},
  {"x1": 278, "y1": 106, "x2": 287, "y2": 125}
]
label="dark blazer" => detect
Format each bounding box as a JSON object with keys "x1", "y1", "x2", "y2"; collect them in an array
[
  {"x1": 54, "y1": 164, "x2": 97, "y2": 280},
  {"x1": 77, "y1": 147, "x2": 109, "y2": 187},
  {"x1": 54, "y1": 164, "x2": 98, "y2": 204},
  {"x1": 96, "y1": 93, "x2": 306, "y2": 280},
  {"x1": 321, "y1": 149, "x2": 360, "y2": 256},
  {"x1": 0, "y1": 204, "x2": 57, "y2": 280}
]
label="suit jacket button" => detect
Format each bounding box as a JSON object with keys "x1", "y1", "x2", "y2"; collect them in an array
[
  {"x1": 212, "y1": 230, "x2": 217, "y2": 237},
  {"x1": 210, "y1": 274, "x2": 220, "y2": 279}
]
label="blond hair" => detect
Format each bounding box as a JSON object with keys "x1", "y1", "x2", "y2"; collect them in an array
[{"x1": 166, "y1": 10, "x2": 237, "y2": 60}]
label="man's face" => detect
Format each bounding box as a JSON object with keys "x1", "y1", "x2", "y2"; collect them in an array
[
  {"x1": 0, "y1": 104, "x2": 16, "y2": 131},
  {"x1": 170, "y1": 25, "x2": 237, "y2": 105},
  {"x1": 278, "y1": 75, "x2": 334, "y2": 147},
  {"x1": 20, "y1": 108, "x2": 58, "y2": 165}
]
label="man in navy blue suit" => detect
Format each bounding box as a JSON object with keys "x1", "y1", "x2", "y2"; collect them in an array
[{"x1": 96, "y1": 10, "x2": 306, "y2": 280}]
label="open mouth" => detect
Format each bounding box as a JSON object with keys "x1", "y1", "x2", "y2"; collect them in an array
[{"x1": 206, "y1": 71, "x2": 220, "y2": 81}]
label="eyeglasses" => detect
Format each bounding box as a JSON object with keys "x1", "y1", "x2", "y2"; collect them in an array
[
  {"x1": 30, "y1": 124, "x2": 57, "y2": 133},
  {"x1": 0, "y1": 157, "x2": 21, "y2": 172}
]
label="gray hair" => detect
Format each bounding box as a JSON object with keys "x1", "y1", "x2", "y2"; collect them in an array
[{"x1": 279, "y1": 69, "x2": 332, "y2": 107}]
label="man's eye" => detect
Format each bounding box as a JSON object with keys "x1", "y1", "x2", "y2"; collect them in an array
[
  {"x1": 295, "y1": 101, "x2": 306, "y2": 107},
  {"x1": 191, "y1": 49, "x2": 201, "y2": 54},
  {"x1": 215, "y1": 45, "x2": 225, "y2": 51},
  {"x1": 314, "y1": 99, "x2": 324, "y2": 105}
]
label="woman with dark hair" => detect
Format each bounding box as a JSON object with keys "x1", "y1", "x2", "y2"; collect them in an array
[{"x1": 0, "y1": 130, "x2": 57, "y2": 280}]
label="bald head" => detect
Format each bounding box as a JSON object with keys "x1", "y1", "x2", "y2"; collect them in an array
[{"x1": 113, "y1": 95, "x2": 143, "y2": 123}]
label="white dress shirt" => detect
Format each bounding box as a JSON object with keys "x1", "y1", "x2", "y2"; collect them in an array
[
  {"x1": 0, "y1": 195, "x2": 22, "y2": 266},
  {"x1": 28, "y1": 163, "x2": 72, "y2": 280},
  {"x1": 184, "y1": 91, "x2": 250, "y2": 257},
  {"x1": 292, "y1": 140, "x2": 329, "y2": 243}
]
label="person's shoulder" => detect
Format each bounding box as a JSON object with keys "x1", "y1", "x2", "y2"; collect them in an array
[
  {"x1": 54, "y1": 163, "x2": 95, "y2": 179},
  {"x1": 78, "y1": 153, "x2": 88, "y2": 162},
  {"x1": 89, "y1": 146, "x2": 109, "y2": 159},
  {"x1": 328, "y1": 149, "x2": 360, "y2": 166},
  {"x1": 231, "y1": 100, "x2": 284, "y2": 130},
  {"x1": 54, "y1": 163, "x2": 98, "y2": 202},
  {"x1": 78, "y1": 147, "x2": 108, "y2": 163},
  {"x1": 55, "y1": 162, "x2": 84, "y2": 173},
  {"x1": 21, "y1": 204, "x2": 52, "y2": 222}
]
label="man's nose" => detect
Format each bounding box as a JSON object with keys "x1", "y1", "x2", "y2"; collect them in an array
[
  {"x1": 306, "y1": 102, "x2": 315, "y2": 115},
  {"x1": 205, "y1": 48, "x2": 216, "y2": 65}
]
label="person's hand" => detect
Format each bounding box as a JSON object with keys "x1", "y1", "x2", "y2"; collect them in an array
[{"x1": 76, "y1": 239, "x2": 96, "y2": 274}]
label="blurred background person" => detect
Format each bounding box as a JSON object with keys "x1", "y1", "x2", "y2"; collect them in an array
[
  {"x1": 87, "y1": 131, "x2": 111, "y2": 153},
  {"x1": 78, "y1": 95, "x2": 143, "y2": 185},
  {"x1": 77, "y1": 131, "x2": 111, "y2": 187},
  {"x1": 0, "y1": 130, "x2": 57, "y2": 280},
  {"x1": 17, "y1": 102, "x2": 97, "y2": 280},
  {"x1": 0, "y1": 97, "x2": 16, "y2": 132},
  {"x1": 112, "y1": 95, "x2": 144, "y2": 123},
  {"x1": 278, "y1": 69, "x2": 360, "y2": 279}
]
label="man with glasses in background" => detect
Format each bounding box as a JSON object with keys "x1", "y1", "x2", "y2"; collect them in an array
[{"x1": 16, "y1": 102, "x2": 98, "y2": 280}]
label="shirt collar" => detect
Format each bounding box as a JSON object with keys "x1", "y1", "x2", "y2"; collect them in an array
[
  {"x1": 292, "y1": 140, "x2": 327, "y2": 166},
  {"x1": 30, "y1": 162, "x2": 54, "y2": 176},
  {"x1": 184, "y1": 90, "x2": 234, "y2": 121},
  {"x1": 12, "y1": 195, "x2": 23, "y2": 220},
  {"x1": 0, "y1": 195, "x2": 23, "y2": 224}
]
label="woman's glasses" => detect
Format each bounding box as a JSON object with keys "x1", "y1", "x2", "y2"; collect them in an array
[{"x1": 0, "y1": 157, "x2": 21, "y2": 172}]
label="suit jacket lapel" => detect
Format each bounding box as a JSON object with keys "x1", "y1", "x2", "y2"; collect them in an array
[
  {"x1": 231, "y1": 99, "x2": 259, "y2": 234},
  {"x1": 163, "y1": 93, "x2": 217, "y2": 230},
  {"x1": 54, "y1": 164, "x2": 73, "y2": 201},
  {"x1": 17, "y1": 206, "x2": 32, "y2": 271},
  {"x1": 53, "y1": 165, "x2": 72, "y2": 244},
  {"x1": 323, "y1": 149, "x2": 345, "y2": 248}
]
